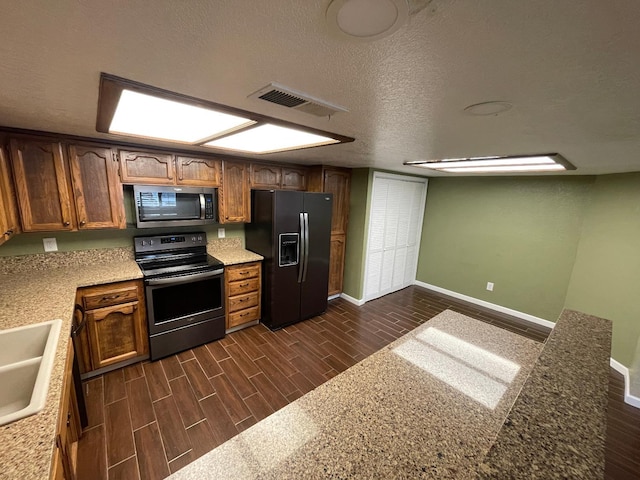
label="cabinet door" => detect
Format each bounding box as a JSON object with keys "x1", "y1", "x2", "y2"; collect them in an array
[
  {"x1": 0, "y1": 145, "x2": 20, "y2": 244},
  {"x1": 323, "y1": 169, "x2": 350, "y2": 234},
  {"x1": 220, "y1": 160, "x2": 250, "y2": 223},
  {"x1": 328, "y1": 234, "x2": 346, "y2": 296},
  {"x1": 118, "y1": 149, "x2": 175, "y2": 185},
  {"x1": 250, "y1": 164, "x2": 281, "y2": 189},
  {"x1": 86, "y1": 301, "x2": 148, "y2": 369},
  {"x1": 68, "y1": 145, "x2": 125, "y2": 229},
  {"x1": 56, "y1": 341, "x2": 80, "y2": 480},
  {"x1": 282, "y1": 166, "x2": 308, "y2": 191},
  {"x1": 9, "y1": 138, "x2": 75, "y2": 231},
  {"x1": 176, "y1": 156, "x2": 221, "y2": 186}
]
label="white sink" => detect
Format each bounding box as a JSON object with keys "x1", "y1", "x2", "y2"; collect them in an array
[{"x1": 0, "y1": 319, "x2": 62, "y2": 426}]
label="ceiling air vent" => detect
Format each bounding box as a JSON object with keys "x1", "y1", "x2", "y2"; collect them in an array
[{"x1": 249, "y1": 83, "x2": 347, "y2": 117}]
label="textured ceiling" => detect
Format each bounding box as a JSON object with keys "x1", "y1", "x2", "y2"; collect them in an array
[{"x1": 1, "y1": 0, "x2": 639, "y2": 177}]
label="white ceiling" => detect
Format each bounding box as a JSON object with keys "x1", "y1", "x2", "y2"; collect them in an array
[{"x1": 1, "y1": 0, "x2": 639, "y2": 177}]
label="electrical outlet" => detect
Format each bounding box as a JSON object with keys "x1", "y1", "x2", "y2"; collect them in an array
[
  {"x1": 218, "y1": 228, "x2": 225, "y2": 239},
  {"x1": 486, "y1": 282, "x2": 494, "y2": 292},
  {"x1": 43, "y1": 238, "x2": 58, "y2": 252}
]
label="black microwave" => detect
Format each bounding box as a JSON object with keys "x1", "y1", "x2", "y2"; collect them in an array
[{"x1": 133, "y1": 185, "x2": 218, "y2": 228}]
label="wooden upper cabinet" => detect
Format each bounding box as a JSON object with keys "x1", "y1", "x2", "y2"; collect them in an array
[
  {"x1": 250, "y1": 164, "x2": 281, "y2": 190},
  {"x1": 0, "y1": 145, "x2": 20, "y2": 244},
  {"x1": 175, "y1": 156, "x2": 221, "y2": 186},
  {"x1": 281, "y1": 166, "x2": 308, "y2": 191},
  {"x1": 220, "y1": 160, "x2": 250, "y2": 223},
  {"x1": 323, "y1": 169, "x2": 350, "y2": 235},
  {"x1": 68, "y1": 145, "x2": 125, "y2": 229},
  {"x1": 118, "y1": 149, "x2": 175, "y2": 185},
  {"x1": 250, "y1": 164, "x2": 308, "y2": 191},
  {"x1": 9, "y1": 138, "x2": 75, "y2": 231}
]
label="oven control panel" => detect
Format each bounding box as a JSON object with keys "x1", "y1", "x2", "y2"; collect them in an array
[{"x1": 134, "y1": 232, "x2": 207, "y2": 253}]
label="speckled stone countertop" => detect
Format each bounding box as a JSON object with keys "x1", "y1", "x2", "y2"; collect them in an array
[
  {"x1": 478, "y1": 309, "x2": 612, "y2": 479},
  {"x1": 0, "y1": 242, "x2": 261, "y2": 480},
  {"x1": 207, "y1": 237, "x2": 263, "y2": 265},
  {"x1": 170, "y1": 310, "x2": 543, "y2": 479}
]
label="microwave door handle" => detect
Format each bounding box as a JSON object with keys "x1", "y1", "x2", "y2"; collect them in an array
[{"x1": 199, "y1": 194, "x2": 206, "y2": 220}]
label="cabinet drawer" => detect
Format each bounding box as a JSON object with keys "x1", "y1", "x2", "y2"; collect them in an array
[
  {"x1": 82, "y1": 285, "x2": 139, "y2": 310},
  {"x1": 226, "y1": 263, "x2": 260, "y2": 282},
  {"x1": 228, "y1": 292, "x2": 259, "y2": 313},
  {"x1": 228, "y1": 306, "x2": 260, "y2": 328},
  {"x1": 228, "y1": 277, "x2": 260, "y2": 297}
]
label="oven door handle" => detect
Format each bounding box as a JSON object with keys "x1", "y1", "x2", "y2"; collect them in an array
[{"x1": 146, "y1": 269, "x2": 224, "y2": 286}]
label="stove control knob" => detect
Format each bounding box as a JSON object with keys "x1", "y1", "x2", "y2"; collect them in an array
[{"x1": 149, "y1": 240, "x2": 154, "y2": 245}]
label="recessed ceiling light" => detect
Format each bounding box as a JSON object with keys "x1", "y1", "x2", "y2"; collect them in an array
[
  {"x1": 96, "y1": 74, "x2": 354, "y2": 153},
  {"x1": 326, "y1": 0, "x2": 409, "y2": 41},
  {"x1": 204, "y1": 124, "x2": 340, "y2": 154},
  {"x1": 404, "y1": 153, "x2": 575, "y2": 174},
  {"x1": 463, "y1": 101, "x2": 513, "y2": 116}
]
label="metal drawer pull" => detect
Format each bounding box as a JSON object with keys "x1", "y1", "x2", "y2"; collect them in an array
[
  {"x1": 239, "y1": 283, "x2": 249, "y2": 287},
  {"x1": 240, "y1": 312, "x2": 250, "y2": 317},
  {"x1": 239, "y1": 271, "x2": 250, "y2": 275}
]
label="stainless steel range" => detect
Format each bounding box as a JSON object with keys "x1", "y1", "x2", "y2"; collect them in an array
[{"x1": 134, "y1": 232, "x2": 225, "y2": 360}]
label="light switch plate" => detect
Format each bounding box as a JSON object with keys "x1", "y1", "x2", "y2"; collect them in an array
[
  {"x1": 218, "y1": 228, "x2": 225, "y2": 238},
  {"x1": 486, "y1": 282, "x2": 494, "y2": 291},
  {"x1": 43, "y1": 238, "x2": 58, "y2": 252}
]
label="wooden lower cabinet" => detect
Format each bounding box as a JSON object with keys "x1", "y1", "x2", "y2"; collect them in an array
[
  {"x1": 52, "y1": 341, "x2": 81, "y2": 480},
  {"x1": 75, "y1": 280, "x2": 148, "y2": 375},
  {"x1": 225, "y1": 262, "x2": 262, "y2": 331},
  {"x1": 329, "y1": 234, "x2": 346, "y2": 296}
]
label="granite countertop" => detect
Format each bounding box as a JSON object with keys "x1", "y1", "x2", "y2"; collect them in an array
[
  {"x1": 0, "y1": 241, "x2": 261, "y2": 480},
  {"x1": 169, "y1": 308, "x2": 612, "y2": 480},
  {"x1": 478, "y1": 309, "x2": 612, "y2": 479},
  {"x1": 170, "y1": 310, "x2": 544, "y2": 479}
]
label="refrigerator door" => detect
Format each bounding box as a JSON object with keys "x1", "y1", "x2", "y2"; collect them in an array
[
  {"x1": 269, "y1": 191, "x2": 304, "y2": 328},
  {"x1": 300, "y1": 192, "x2": 333, "y2": 320}
]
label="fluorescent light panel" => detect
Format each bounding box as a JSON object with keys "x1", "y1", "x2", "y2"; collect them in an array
[
  {"x1": 204, "y1": 124, "x2": 340, "y2": 154},
  {"x1": 109, "y1": 90, "x2": 255, "y2": 143},
  {"x1": 404, "y1": 154, "x2": 573, "y2": 174}
]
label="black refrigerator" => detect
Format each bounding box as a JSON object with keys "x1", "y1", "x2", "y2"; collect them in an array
[{"x1": 246, "y1": 190, "x2": 333, "y2": 330}]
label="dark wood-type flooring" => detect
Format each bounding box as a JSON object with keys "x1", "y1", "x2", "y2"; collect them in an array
[{"x1": 75, "y1": 285, "x2": 640, "y2": 480}]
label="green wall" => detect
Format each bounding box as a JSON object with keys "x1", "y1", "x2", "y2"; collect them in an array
[
  {"x1": 564, "y1": 173, "x2": 640, "y2": 367},
  {"x1": 416, "y1": 176, "x2": 594, "y2": 321},
  {"x1": 343, "y1": 168, "x2": 372, "y2": 299},
  {"x1": 0, "y1": 223, "x2": 244, "y2": 256}
]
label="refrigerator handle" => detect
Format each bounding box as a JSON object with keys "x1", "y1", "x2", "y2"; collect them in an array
[
  {"x1": 302, "y1": 212, "x2": 310, "y2": 282},
  {"x1": 298, "y1": 212, "x2": 305, "y2": 283}
]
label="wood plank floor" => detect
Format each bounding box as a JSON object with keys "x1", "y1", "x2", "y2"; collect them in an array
[{"x1": 75, "y1": 285, "x2": 639, "y2": 479}]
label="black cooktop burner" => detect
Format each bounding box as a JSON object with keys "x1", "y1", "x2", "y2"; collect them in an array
[{"x1": 133, "y1": 232, "x2": 224, "y2": 279}]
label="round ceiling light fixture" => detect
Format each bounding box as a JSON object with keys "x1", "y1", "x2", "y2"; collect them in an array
[
  {"x1": 326, "y1": 0, "x2": 410, "y2": 41},
  {"x1": 463, "y1": 101, "x2": 513, "y2": 116}
]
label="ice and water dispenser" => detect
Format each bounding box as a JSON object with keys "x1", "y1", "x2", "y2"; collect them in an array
[{"x1": 279, "y1": 233, "x2": 299, "y2": 267}]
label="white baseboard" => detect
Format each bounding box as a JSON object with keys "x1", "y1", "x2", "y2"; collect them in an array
[
  {"x1": 327, "y1": 294, "x2": 341, "y2": 301},
  {"x1": 610, "y1": 358, "x2": 640, "y2": 408},
  {"x1": 413, "y1": 280, "x2": 556, "y2": 330},
  {"x1": 340, "y1": 292, "x2": 366, "y2": 306}
]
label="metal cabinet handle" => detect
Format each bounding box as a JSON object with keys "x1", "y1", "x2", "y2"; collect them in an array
[
  {"x1": 63, "y1": 221, "x2": 70, "y2": 226},
  {"x1": 239, "y1": 283, "x2": 249, "y2": 287},
  {"x1": 79, "y1": 220, "x2": 86, "y2": 226},
  {"x1": 3, "y1": 229, "x2": 13, "y2": 236}
]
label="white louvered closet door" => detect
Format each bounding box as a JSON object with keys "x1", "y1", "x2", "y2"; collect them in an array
[{"x1": 364, "y1": 173, "x2": 427, "y2": 301}]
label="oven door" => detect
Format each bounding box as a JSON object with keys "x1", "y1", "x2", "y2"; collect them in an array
[{"x1": 145, "y1": 269, "x2": 224, "y2": 336}]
